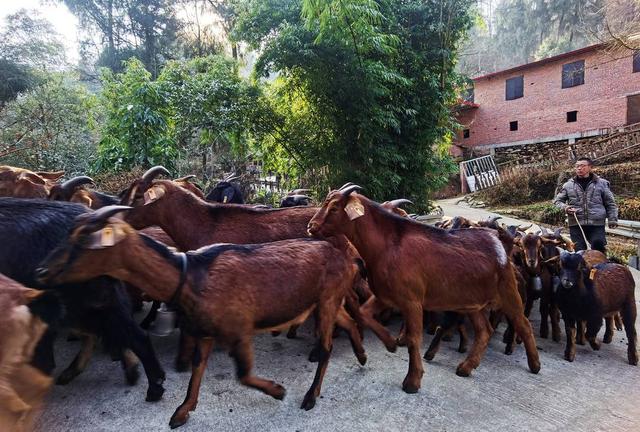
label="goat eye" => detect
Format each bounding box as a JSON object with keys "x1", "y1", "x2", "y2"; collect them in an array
[{"x1": 329, "y1": 206, "x2": 339, "y2": 213}]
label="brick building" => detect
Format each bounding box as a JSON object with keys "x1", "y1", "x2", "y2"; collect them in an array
[{"x1": 453, "y1": 44, "x2": 640, "y2": 162}]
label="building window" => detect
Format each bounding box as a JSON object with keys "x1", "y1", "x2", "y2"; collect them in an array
[
  {"x1": 463, "y1": 129, "x2": 470, "y2": 139},
  {"x1": 634, "y1": 51, "x2": 640, "y2": 73},
  {"x1": 562, "y1": 60, "x2": 585, "y2": 88},
  {"x1": 505, "y1": 76, "x2": 524, "y2": 100},
  {"x1": 567, "y1": 111, "x2": 577, "y2": 122},
  {"x1": 510, "y1": 121, "x2": 518, "y2": 131}
]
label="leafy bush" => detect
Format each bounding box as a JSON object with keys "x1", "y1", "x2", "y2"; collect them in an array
[{"x1": 618, "y1": 197, "x2": 640, "y2": 221}]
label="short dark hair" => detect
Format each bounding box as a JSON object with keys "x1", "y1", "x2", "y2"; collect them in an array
[{"x1": 576, "y1": 157, "x2": 593, "y2": 166}]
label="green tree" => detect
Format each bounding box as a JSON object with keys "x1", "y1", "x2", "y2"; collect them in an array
[
  {"x1": 0, "y1": 9, "x2": 66, "y2": 104},
  {"x1": 60, "y1": 0, "x2": 181, "y2": 76},
  {"x1": 96, "y1": 58, "x2": 177, "y2": 172},
  {"x1": 233, "y1": 0, "x2": 471, "y2": 209},
  {"x1": 0, "y1": 74, "x2": 99, "y2": 174}
]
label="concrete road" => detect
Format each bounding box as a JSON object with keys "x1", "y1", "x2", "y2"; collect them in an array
[{"x1": 34, "y1": 201, "x2": 640, "y2": 432}]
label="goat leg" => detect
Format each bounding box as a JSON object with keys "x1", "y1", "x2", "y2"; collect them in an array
[
  {"x1": 586, "y1": 318, "x2": 603, "y2": 351},
  {"x1": 400, "y1": 303, "x2": 424, "y2": 393},
  {"x1": 335, "y1": 307, "x2": 367, "y2": 365},
  {"x1": 169, "y1": 338, "x2": 214, "y2": 429},
  {"x1": 176, "y1": 330, "x2": 197, "y2": 372},
  {"x1": 604, "y1": 316, "x2": 615, "y2": 344},
  {"x1": 615, "y1": 312, "x2": 624, "y2": 331},
  {"x1": 576, "y1": 321, "x2": 586, "y2": 345},
  {"x1": 456, "y1": 311, "x2": 492, "y2": 377},
  {"x1": 231, "y1": 337, "x2": 286, "y2": 400},
  {"x1": 359, "y1": 296, "x2": 397, "y2": 353},
  {"x1": 563, "y1": 318, "x2": 577, "y2": 362},
  {"x1": 423, "y1": 312, "x2": 459, "y2": 361},
  {"x1": 56, "y1": 334, "x2": 96, "y2": 385},
  {"x1": 621, "y1": 301, "x2": 638, "y2": 365},
  {"x1": 550, "y1": 304, "x2": 561, "y2": 343},
  {"x1": 301, "y1": 300, "x2": 341, "y2": 410}
]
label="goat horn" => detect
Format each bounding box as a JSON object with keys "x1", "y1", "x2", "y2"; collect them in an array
[
  {"x1": 340, "y1": 184, "x2": 363, "y2": 196},
  {"x1": 288, "y1": 194, "x2": 311, "y2": 200},
  {"x1": 386, "y1": 199, "x2": 413, "y2": 208},
  {"x1": 61, "y1": 176, "x2": 95, "y2": 192},
  {"x1": 487, "y1": 215, "x2": 501, "y2": 224},
  {"x1": 337, "y1": 182, "x2": 355, "y2": 191},
  {"x1": 174, "y1": 175, "x2": 196, "y2": 182},
  {"x1": 84, "y1": 205, "x2": 132, "y2": 223},
  {"x1": 518, "y1": 223, "x2": 532, "y2": 231},
  {"x1": 141, "y1": 166, "x2": 170, "y2": 182}
]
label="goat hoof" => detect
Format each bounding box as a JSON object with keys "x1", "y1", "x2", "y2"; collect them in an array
[
  {"x1": 455, "y1": 364, "x2": 472, "y2": 378},
  {"x1": 169, "y1": 412, "x2": 189, "y2": 429},
  {"x1": 56, "y1": 369, "x2": 78, "y2": 385},
  {"x1": 528, "y1": 360, "x2": 541, "y2": 374},
  {"x1": 423, "y1": 350, "x2": 436, "y2": 362},
  {"x1": 401, "y1": 377, "x2": 420, "y2": 393},
  {"x1": 504, "y1": 345, "x2": 514, "y2": 356},
  {"x1": 396, "y1": 337, "x2": 407, "y2": 347},
  {"x1": 146, "y1": 384, "x2": 165, "y2": 402},
  {"x1": 564, "y1": 352, "x2": 575, "y2": 362},
  {"x1": 552, "y1": 334, "x2": 561, "y2": 343},
  {"x1": 589, "y1": 341, "x2": 601, "y2": 351},
  {"x1": 286, "y1": 329, "x2": 298, "y2": 339},
  {"x1": 271, "y1": 331, "x2": 281, "y2": 337},
  {"x1": 125, "y1": 364, "x2": 140, "y2": 385},
  {"x1": 270, "y1": 383, "x2": 286, "y2": 400},
  {"x1": 628, "y1": 353, "x2": 638, "y2": 366},
  {"x1": 458, "y1": 345, "x2": 468, "y2": 354},
  {"x1": 385, "y1": 340, "x2": 398, "y2": 353},
  {"x1": 603, "y1": 334, "x2": 613, "y2": 344},
  {"x1": 300, "y1": 393, "x2": 316, "y2": 410},
  {"x1": 357, "y1": 352, "x2": 367, "y2": 366}
]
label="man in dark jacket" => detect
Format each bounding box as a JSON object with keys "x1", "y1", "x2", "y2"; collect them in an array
[{"x1": 553, "y1": 157, "x2": 618, "y2": 251}]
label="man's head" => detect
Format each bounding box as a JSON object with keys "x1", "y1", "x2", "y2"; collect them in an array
[{"x1": 574, "y1": 157, "x2": 593, "y2": 178}]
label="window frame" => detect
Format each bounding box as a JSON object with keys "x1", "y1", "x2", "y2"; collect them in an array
[
  {"x1": 509, "y1": 121, "x2": 518, "y2": 131},
  {"x1": 562, "y1": 60, "x2": 585, "y2": 88},
  {"x1": 505, "y1": 75, "x2": 524, "y2": 100},
  {"x1": 567, "y1": 111, "x2": 577, "y2": 123}
]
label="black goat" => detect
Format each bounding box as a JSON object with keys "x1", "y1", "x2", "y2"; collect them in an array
[
  {"x1": 0, "y1": 198, "x2": 165, "y2": 401},
  {"x1": 556, "y1": 252, "x2": 637, "y2": 365},
  {"x1": 206, "y1": 179, "x2": 244, "y2": 204}
]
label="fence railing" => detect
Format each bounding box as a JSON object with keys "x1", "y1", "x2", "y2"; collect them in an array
[{"x1": 608, "y1": 220, "x2": 640, "y2": 240}]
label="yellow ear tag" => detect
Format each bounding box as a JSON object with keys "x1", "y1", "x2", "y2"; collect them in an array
[
  {"x1": 589, "y1": 268, "x2": 597, "y2": 280},
  {"x1": 223, "y1": 196, "x2": 228, "y2": 203},
  {"x1": 344, "y1": 199, "x2": 365, "y2": 221},
  {"x1": 144, "y1": 188, "x2": 157, "y2": 205},
  {"x1": 101, "y1": 227, "x2": 115, "y2": 247}
]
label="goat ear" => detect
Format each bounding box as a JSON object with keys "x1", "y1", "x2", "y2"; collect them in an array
[
  {"x1": 143, "y1": 185, "x2": 166, "y2": 205},
  {"x1": 35, "y1": 170, "x2": 65, "y2": 182},
  {"x1": 85, "y1": 224, "x2": 128, "y2": 249},
  {"x1": 344, "y1": 196, "x2": 365, "y2": 220}
]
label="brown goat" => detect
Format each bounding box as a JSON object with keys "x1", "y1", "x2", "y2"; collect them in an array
[
  {"x1": 517, "y1": 233, "x2": 562, "y2": 342},
  {"x1": 37, "y1": 206, "x2": 366, "y2": 428},
  {"x1": 308, "y1": 186, "x2": 540, "y2": 392},
  {"x1": 0, "y1": 274, "x2": 53, "y2": 432},
  {"x1": 118, "y1": 169, "x2": 365, "y2": 369},
  {"x1": 0, "y1": 166, "x2": 64, "y2": 198}
]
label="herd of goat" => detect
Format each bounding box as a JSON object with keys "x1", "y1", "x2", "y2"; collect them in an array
[{"x1": 0, "y1": 164, "x2": 637, "y2": 430}]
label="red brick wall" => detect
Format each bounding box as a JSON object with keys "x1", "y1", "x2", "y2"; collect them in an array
[{"x1": 455, "y1": 48, "x2": 640, "y2": 148}]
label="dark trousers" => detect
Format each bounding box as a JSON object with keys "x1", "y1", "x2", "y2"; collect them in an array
[{"x1": 569, "y1": 225, "x2": 606, "y2": 252}]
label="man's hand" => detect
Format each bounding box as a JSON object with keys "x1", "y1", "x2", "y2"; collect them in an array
[
  {"x1": 608, "y1": 222, "x2": 618, "y2": 229},
  {"x1": 565, "y1": 206, "x2": 578, "y2": 214}
]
